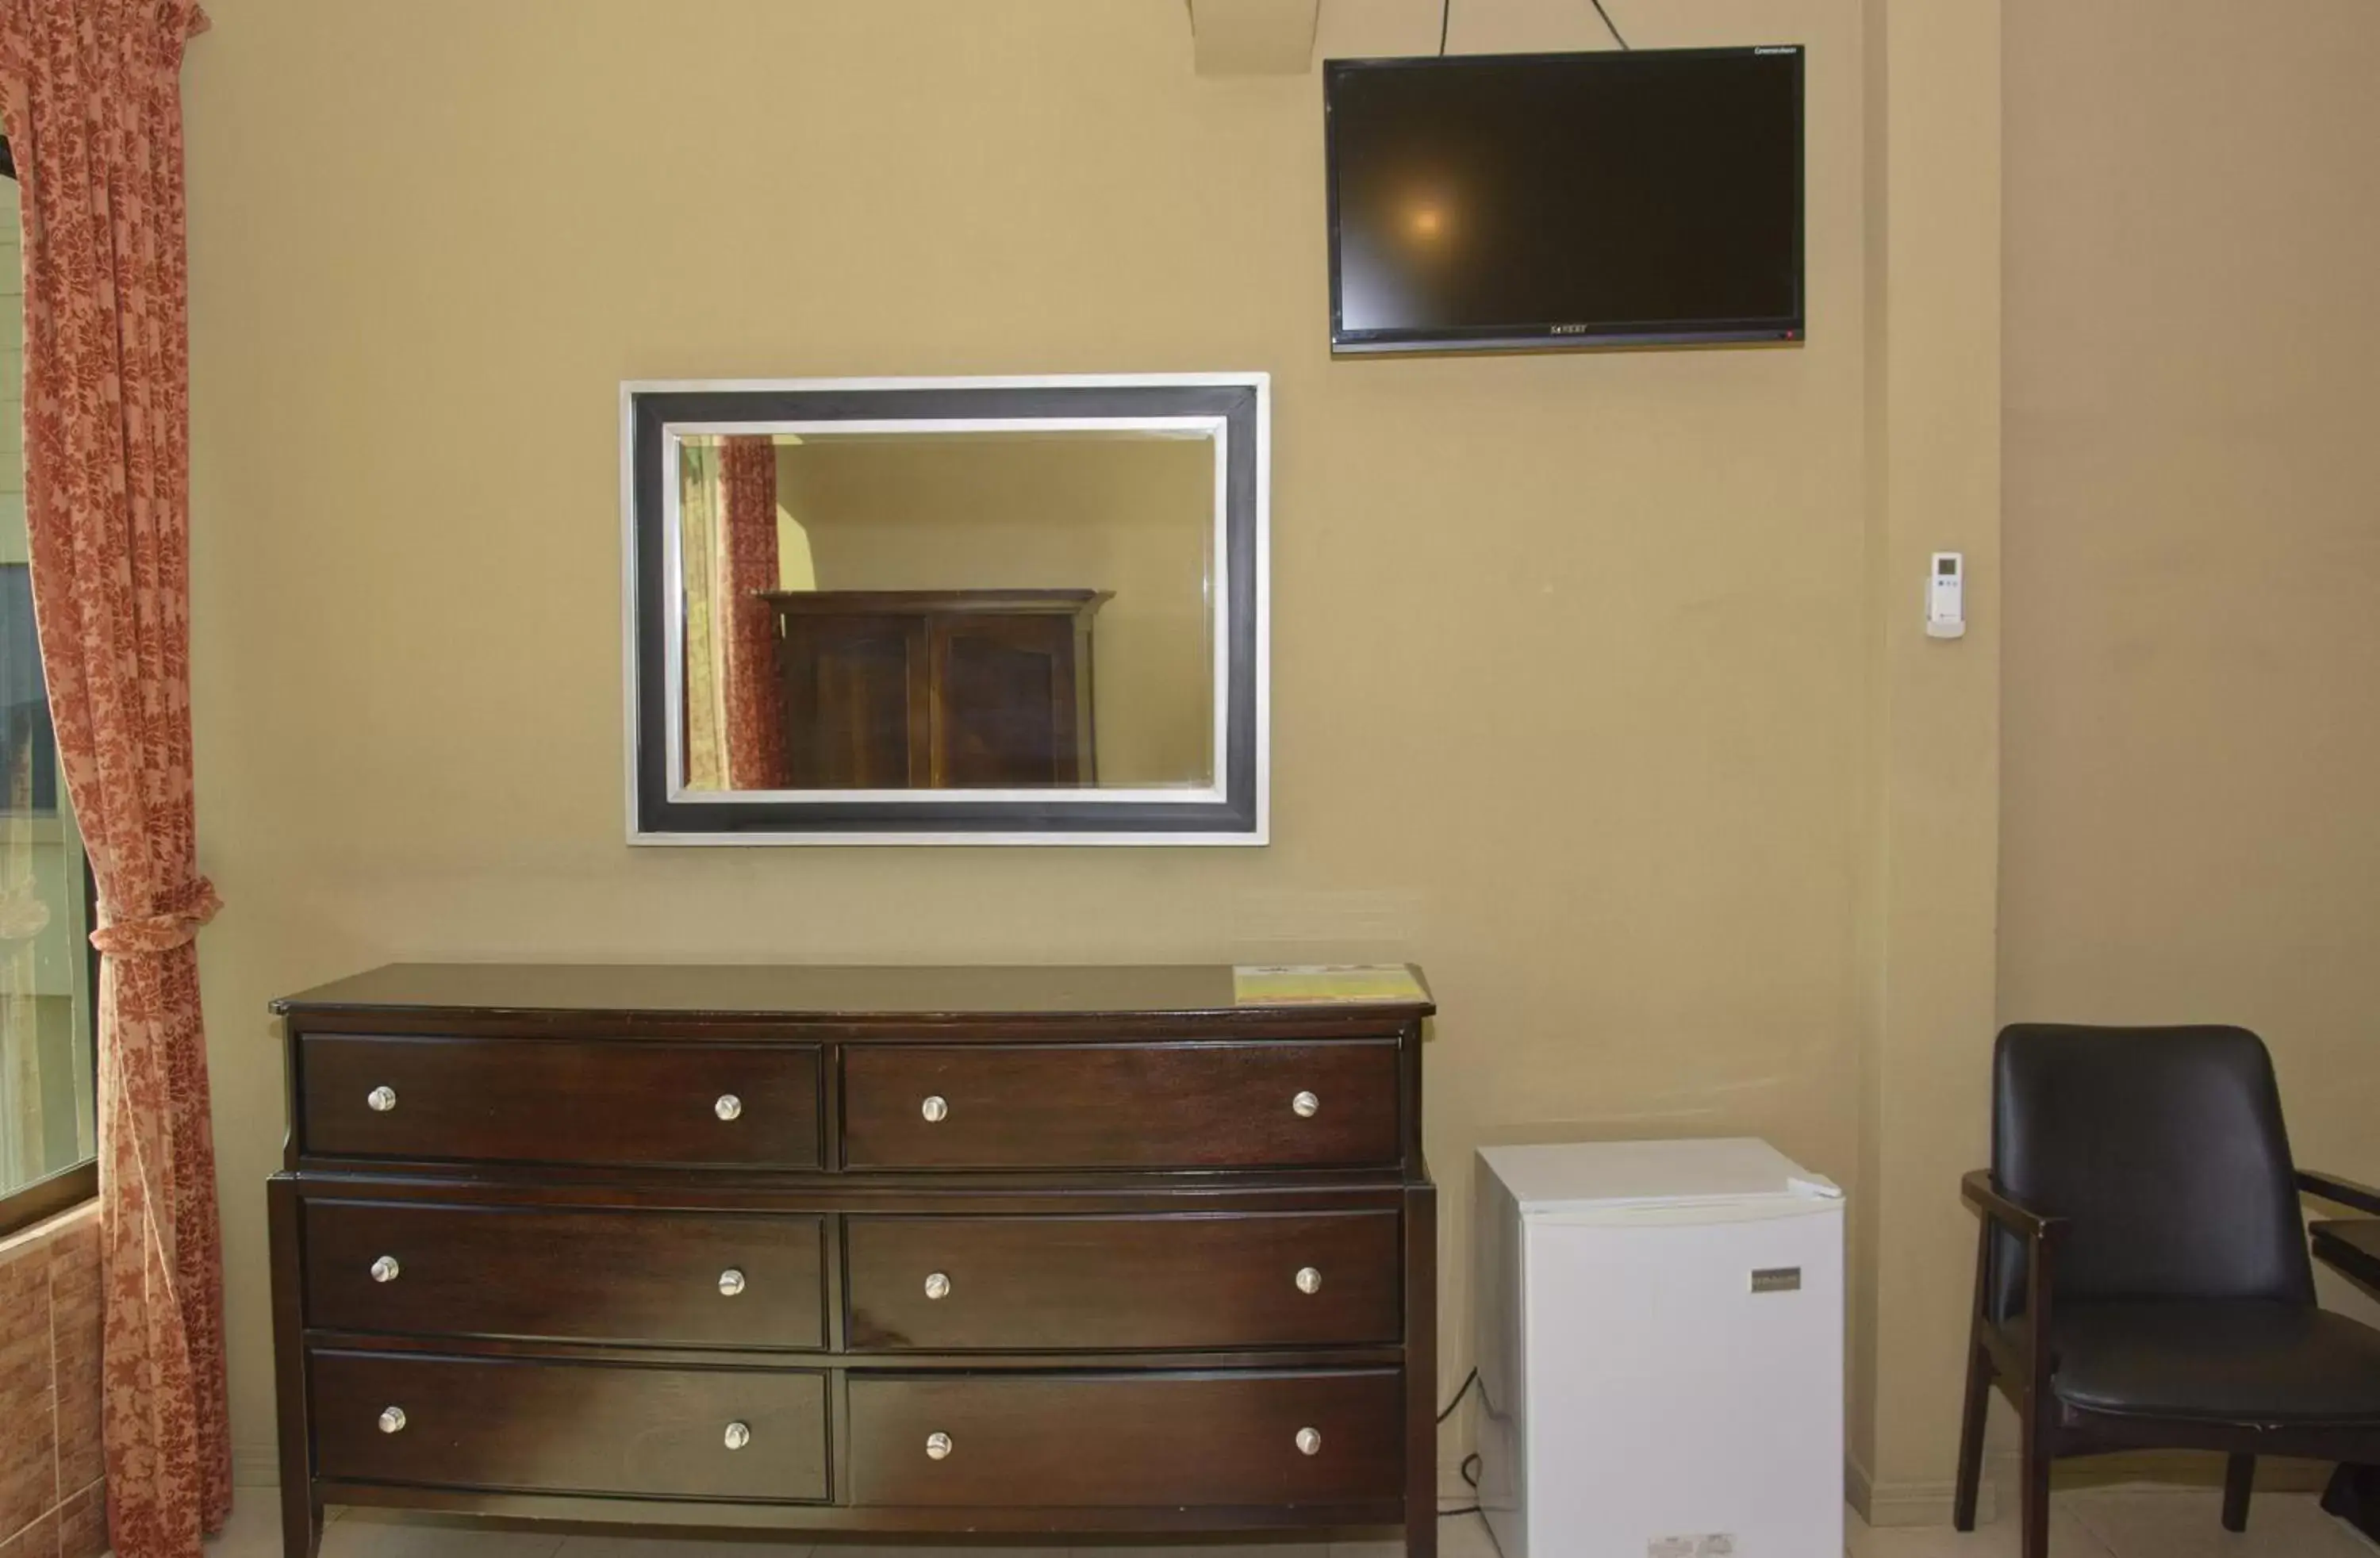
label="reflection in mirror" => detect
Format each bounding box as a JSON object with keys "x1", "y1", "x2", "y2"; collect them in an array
[{"x1": 674, "y1": 430, "x2": 1216, "y2": 794}]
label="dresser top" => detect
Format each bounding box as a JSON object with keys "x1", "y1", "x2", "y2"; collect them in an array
[{"x1": 273, "y1": 962, "x2": 1434, "y2": 1022}]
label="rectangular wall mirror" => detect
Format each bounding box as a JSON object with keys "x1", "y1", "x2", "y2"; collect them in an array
[{"x1": 624, "y1": 375, "x2": 1268, "y2": 844}]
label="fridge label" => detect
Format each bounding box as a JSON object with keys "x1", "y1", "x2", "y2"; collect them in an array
[{"x1": 1751, "y1": 1266, "x2": 1803, "y2": 1293}]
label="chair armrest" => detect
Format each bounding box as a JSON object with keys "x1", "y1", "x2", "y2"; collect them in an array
[
  {"x1": 1961, "y1": 1168, "x2": 2067, "y2": 1245},
  {"x1": 2301, "y1": 1169, "x2": 2380, "y2": 1217}
]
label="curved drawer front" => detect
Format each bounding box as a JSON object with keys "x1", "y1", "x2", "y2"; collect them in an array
[
  {"x1": 846, "y1": 1211, "x2": 1400, "y2": 1351},
  {"x1": 299, "y1": 1035, "x2": 821, "y2": 1167},
  {"x1": 847, "y1": 1369, "x2": 1404, "y2": 1508},
  {"x1": 305, "y1": 1201, "x2": 825, "y2": 1348},
  {"x1": 311, "y1": 1350, "x2": 828, "y2": 1502},
  {"x1": 843, "y1": 1041, "x2": 1401, "y2": 1170}
]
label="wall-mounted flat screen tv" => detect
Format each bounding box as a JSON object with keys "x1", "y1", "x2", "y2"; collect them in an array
[{"x1": 1326, "y1": 46, "x2": 1805, "y2": 355}]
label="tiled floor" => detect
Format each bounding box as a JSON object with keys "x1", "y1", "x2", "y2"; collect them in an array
[
  {"x1": 173, "y1": 1487, "x2": 2380, "y2": 1558},
  {"x1": 1847, "y1": 1487, "x2": 2378, "y2": 1558}
]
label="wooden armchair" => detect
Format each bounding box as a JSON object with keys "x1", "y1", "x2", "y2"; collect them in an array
[{"x1": 1953, "y1": 1024, "x2": 2380, "y2": 1558}]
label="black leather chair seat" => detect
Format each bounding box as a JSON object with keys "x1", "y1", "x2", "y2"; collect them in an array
[{"x1": 2053, "y1": 1299, "x2": 2380, "y2": 1425}]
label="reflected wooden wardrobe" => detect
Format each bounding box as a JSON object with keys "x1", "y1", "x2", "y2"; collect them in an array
[{"x1": 761, "y1": 589, "x2": 1109, "y2": 789}]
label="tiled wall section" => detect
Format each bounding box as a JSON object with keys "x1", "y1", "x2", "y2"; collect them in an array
[{"x1": 0, "y1": 1204, "x2": 105, "y2": 1558}]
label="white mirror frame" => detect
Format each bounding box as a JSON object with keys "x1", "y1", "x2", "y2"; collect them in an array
[{"x1": 620, "y1": 374, "x2": 1269, "y2": 846}]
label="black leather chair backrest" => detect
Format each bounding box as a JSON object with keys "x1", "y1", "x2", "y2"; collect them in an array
[{"x1": 1991, "y1": 1023, "x2": 2313, "y2": 1320}]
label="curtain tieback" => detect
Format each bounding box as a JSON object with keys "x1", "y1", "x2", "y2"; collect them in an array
[{"x1": 91, "y1": 876, "x2": 223, "y2": 956}]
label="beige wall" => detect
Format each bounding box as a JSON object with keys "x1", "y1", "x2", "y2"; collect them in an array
[
  {"x1": 2002, "y1": 2, "x2": 2380, "y2": 1224},
  {"x1": 1996, "y1": 0, "x2": 2380, "y2": 1489},
  {"x1": 1850, "y1": 0, "x2": 2003, "y2": 1518},
  {"x1": 149, "y1": 0, "x2": 2380, "y2": 1512},
  {"x1": 777, "y1": 436, "x2": 1215, "y2": 786},
  {"x1": 178, "y1": 0, "x2": 1913, "y2": 1495}
]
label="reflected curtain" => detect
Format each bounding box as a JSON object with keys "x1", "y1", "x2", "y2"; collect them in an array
[
  {"x1": 720, "y1": 436, "x2": 783, "y2": 788},
  {"x1": 678, "y1": 444, "x2": 725, "y2": 789},
  {"x1": 0, "y1": 4, "x2": 228, "y2": 1558}
]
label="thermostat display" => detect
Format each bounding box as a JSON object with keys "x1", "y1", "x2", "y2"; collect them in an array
[{"x1": 1927, "y1": 552, "x2": 1965, "y2": 639}]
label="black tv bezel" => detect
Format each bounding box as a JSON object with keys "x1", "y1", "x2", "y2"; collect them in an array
[{"x1": 1324, "y1": 45, "x2": 1808, "y2": 357}]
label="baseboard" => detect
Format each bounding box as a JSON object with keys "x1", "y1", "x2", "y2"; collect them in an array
[
  {"x1": 232, "y1": 1441, "x2": 279, "y2": 1489},
  {"x1": 1852, "y1": 1448, "x2": 2332, "y2": 1530},
  {"x1": 1849, "y1": 1456, "x2": 1996, "y2": 1529},
  {"x1": 2018, "y1": 1449, "x2": 2333, "y2": 1495}
]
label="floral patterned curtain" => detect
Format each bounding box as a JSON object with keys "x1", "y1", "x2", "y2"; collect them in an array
[
  {"x1": 0, "y1": 2, "x2": 228, "y2": 1556},
  {"x1": 720, "y1": 436, "x2": 784, "y2": 788}
]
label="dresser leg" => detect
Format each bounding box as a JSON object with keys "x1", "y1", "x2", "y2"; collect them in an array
[
  {"x1": 267, "y1": 1176, "x2": 321, "y2": 1557},
  {"x1": 1405, "y1": 1180, "x2": 1440, "y2": 1558},
  {"x1": 279, "y1": 1487, "x2": 321, "y2": 1558}
]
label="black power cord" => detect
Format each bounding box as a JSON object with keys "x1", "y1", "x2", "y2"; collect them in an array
[
  {"x1": 1435, "y1": 1368, "x2": 1487, "y2": 1519},
  {"x1": 1437, "y1": 1365, "x2": 1480, "y2": 1423}
]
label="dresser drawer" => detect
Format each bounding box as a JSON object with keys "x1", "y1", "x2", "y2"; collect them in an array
[
  {"x1": 298, "y1": 1035, "x2": 821, "y2": 1167},
  {"x1": 848, "y1": 1369, "x2": 1403, "y2": 1507},
  {"x1": 846, "y1": 1211, "x2": 1400, "y2": 1351},
  {"x1": 311, "y1": 1349, "x2": 828, "y2": 1501},
  {"x1": 842, "y1": 1042, "x2": 1402, "y2": 1170},
  {"x1": 304, "y1": 1201, "x2": 824, "y2": 1348}
]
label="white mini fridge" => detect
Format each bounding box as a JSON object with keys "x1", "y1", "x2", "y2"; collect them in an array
[{"x1": 1473, "y1": 1138, "x2": 1844, "y2": 1558}]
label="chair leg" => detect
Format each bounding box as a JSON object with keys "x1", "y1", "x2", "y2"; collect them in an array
[
  {"x1": 2223, "y1": 1453, "x2": 2255, "y2": 1533},
  {"x1": 1952, "y1": 1331, "x2": 1994, "y2": 1531},
  {"x1": 2018, "y1": 1420, "x2": 2052, "y2": 1558}
]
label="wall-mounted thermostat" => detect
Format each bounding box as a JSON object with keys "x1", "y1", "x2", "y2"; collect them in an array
[{"x1": 1927, "y1": 553, "x2": 1965, "y2": 639}]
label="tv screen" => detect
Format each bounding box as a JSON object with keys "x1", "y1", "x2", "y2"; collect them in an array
[{"x1": 1326, "y1": 47, "x2": 1805, "y2": 355}]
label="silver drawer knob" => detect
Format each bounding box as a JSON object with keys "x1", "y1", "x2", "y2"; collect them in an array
[
  {"x1": 923, "y1": 1272, "x2": 952, "y2": 1300},
  {"x1": 718, "y1": 1268, "x2": 746, "y2": 1297},
  {"x1": 724, "y1": 1421, "x2": 750, "y2": 1451},
  {"x1": 1296, "y1": 1265, "x2": 1322, "y2": 1295},
  {"x1": 1292, "y1": 1090, "x2": 1320, "y2": 1119},
  {"x1": 366, "y1": 1085, "x2": 397, "y2": 1113},
  {"x1": 370, "y1": 1256, "x2": 401, "y2": 1284},
  {"x1": 378, "y1": 1406, "x2": 407, "y2": 1435},
  {"x1": 1296, "y1": 1426, "x2": 1322, "y2": 1456},
  {"x1": 925, "y1": 1431, "x2": 954, "y2": 1460},
  {"x1": 714, "y1": 1093, "x2": 742, "y2": 1122},
  {"x1": 920, "y1": 1094, "x2": 949, "y2": 1123}
]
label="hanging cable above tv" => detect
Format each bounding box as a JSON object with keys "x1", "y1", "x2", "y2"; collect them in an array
[
  {"x1": 1590, "y1": 0, "x2": 1631, "y2": 50},
  {"x1": 1441, "y1": 0, "x2": 1633, "y2": 59}
]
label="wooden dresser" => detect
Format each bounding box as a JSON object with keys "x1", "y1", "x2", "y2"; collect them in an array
[{"x1": 267, "y1": 964, "x2": 1438, "y2": 1556}]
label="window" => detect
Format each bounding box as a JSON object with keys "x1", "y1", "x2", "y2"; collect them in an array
[{"x1": 0, "y1": 143, "x2": 100, "y2": 1237}]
